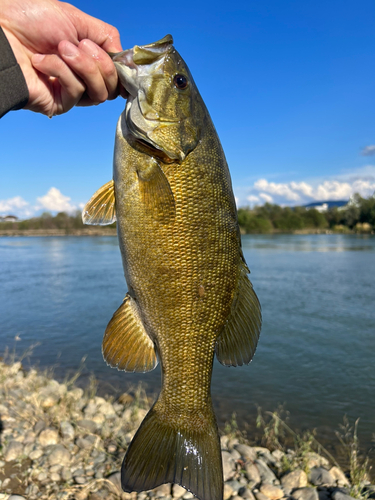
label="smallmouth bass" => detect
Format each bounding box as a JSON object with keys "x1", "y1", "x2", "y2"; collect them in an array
[{"x1": 83, "y1": 35, "x2": 261, "y2": 500}]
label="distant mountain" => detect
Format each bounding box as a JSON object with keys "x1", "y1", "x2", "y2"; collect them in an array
[{"x1": 303, "y1": 200, "x2": 349, "y2": 209}]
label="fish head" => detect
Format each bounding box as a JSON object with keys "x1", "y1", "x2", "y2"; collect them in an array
[{"x1": 111, "y1": 35, "x2": 202, "y2": 162}]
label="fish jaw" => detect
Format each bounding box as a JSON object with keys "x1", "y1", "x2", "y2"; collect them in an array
[{"x1": 110, "y1": 35, "x2": 201, "y2": 162}]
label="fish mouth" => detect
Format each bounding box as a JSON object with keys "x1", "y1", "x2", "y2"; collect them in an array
[
  {"x1": 110, "y1": 35, "x2": 183, "y2": 160},
  {"x1": 110, "y1": 35, "x2": 173, "y2": 99}
]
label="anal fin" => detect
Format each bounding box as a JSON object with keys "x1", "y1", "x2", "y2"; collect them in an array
[
  {"x1": 82, "y1": 180, "x2": 116, "y2": 225},
  {"x1": 103, "y1": 294, "x2": 158, "y2": 372},
  {"x1": 215, "y1": 265, "x2": 262, "y2": 367}
]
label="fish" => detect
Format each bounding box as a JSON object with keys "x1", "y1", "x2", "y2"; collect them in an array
[{"x1": 82, "y1": 34, "x2": 261, "y2": 500}]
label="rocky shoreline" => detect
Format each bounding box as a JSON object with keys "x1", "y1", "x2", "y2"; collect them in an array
[{"x1": 0, "y1": 360, "x2": 373, "y2": 500}]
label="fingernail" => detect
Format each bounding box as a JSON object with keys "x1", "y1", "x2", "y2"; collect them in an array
[
  {"x1": 32, "y1": 54, "x2": 45, "y2": 64},
  {"x1": 61, "y1": 41, "x2": 79, "y2": 58}
]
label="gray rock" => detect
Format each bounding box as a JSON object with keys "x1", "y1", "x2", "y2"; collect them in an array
[
  {"x1": 226, "y1": 480, "x2": 243, "y2": 493},
  {"x1": 245, "y1": 462, "x2": 261, "y2": 485},
  {"x1": 4, "y1": 440, "x2": 24, "y2": 461},
  {"x1": 239, "y1": 487, "x2": 256, "y2": 500},
  {"x1": 107, "y1": 471, "x2": 122, "y2": 492},
  {"x1": 37, "y1": 472, "x2": 48, "y2": 481},
  {"x1": 29, "y1": 448, "x2": 43, "y2": 461},
  {"x1": 48, "y1": 444, "x2": 71, "y2": 466},
  {"x1": 329, "y1": 467, "x2": 350, "y2": 487},
  {"x1": 93, "y1": 452, "x2": 106, "y2": 465},
  {"x1": 38, "y1": 387, "x2": 60, "y2": 408},
  {"x1": 23, "y1": 430, "x2": 36, "y2": 444},
  {"x1": 255, "y1": 459, "x2": 277, "y2": 484},
  {"x1": 154, "y1": 484, "x2": 172, "y2": 497},
  {"x1": 39, "y1": 428, "x2": 59, "y2": 446},
  {"x1": 309, "y1": 468, "x2": 335, "y2": 487},
  {"x1": 76, "y1": 437, "x2": 94, "y2": 449},
  {"x1": 271, "y1": 449, "x2": 285, "y2": 461},
  {"x1": 254, "y1": 492, "x2": 271, "y2": 500},
  {"x1": 281, "y1": 470, "x2": 308, "y2": 494},
  {"x1": 77, "y1": 419, "x2": 98, "y2": 433},
  {"x1": 60, "y1": 421, "x2": 75, "y2": 440},
  {"x1": 235, "y1": 444, "x2": 257, "y2": 461},
  {"x1": 220, "y1": 435, "x2": 229, "y2": 449},
  {"x1": 33, "y1": 420, "x2": 45, "y2": 435},
  {"x1": 173, "y1": 484, "x2": 187, "y2": 498},
  {"x1": 8, "y1": 496, "x2": 27, "y2": 500},
  {"x1": 224, "y1": 483, "x2": 234, "y2": 500},
  {"x1": 259, "y1": 484, "x2": 284, "y2": 500},
  {"x1": 68, "y1": 387, "x2": 84, "y2": 401},
  {"x1": 0, "y1": 460, "x2": 5, "y2": 467},
  {"x1": 318, "y1": 488, "x2": 331, "y2": 500},
  {"x1": 231, "y1": 448, "x2": 242, "y2": 460},
  {"x1": 24, "y1": 484, "x2": 39, "y2": 497},
  {"x1": 98, "y1": 401, "x2": 116, "y2": 416},
  {"x1": 50, "y1": 464, "x2": 62, "y2": 473},
  {"x1": 292, "y1": 488, "x2": 319, "y2": 500},
  {"x1": 332, "y1": 491, "x2": 356, "y2": 500},
  {"x1": 222, "y1": 450, "x2": 236, "y2": 481},
  {"x1": 107, "y1": 443, "x2": 117, "y2": 453},
  {"x1": 61, "y1": 467, "x2": 72, "y2": 481},
  {"x1": 74, "y1": 476, "x2": 87, "y2": 484}
]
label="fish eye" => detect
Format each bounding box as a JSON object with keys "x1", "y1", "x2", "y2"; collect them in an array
[{"x1": 173, "y1": 74, "x2": 188, "y2": 90}]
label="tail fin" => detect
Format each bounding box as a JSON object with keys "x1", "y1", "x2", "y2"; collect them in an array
[{"x1": 121, "y1": 399, "x2": 223, "y2": 500}]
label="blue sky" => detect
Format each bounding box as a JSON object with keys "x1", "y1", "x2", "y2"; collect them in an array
[{"x1": 1, "y1": 0, "x2": 375, "y2": 217}]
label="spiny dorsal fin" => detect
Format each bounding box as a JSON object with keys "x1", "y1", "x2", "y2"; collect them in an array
[
  {"x1": 82, "y1": 180, "x2": 116, "y2": 225},
  {"x1": 137, "y1": 161, "x2": 175, "y2": 224},
  {"x1": 215, "y1": 265, "x2": 262, "y2": 367},
  {"x1": 103, "y1": 294, "x2": 158, "y2": 372}
]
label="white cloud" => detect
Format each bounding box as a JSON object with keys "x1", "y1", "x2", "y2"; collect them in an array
[
  {"x1": 361, "y1": 145, "x2": 375, "y2": 156},
  {"x1": 259, "y1": 193, "x2": 274, "y2": 203},
  {"x1": 247, "y1": 195, "x2": 260, "y2": 203},
  {"x1": 235, "y1": 165, "x2": 375, "y2": 207},
  {"x1": 254, "y1": 179, "x2": 301, "y2": 201},
  {"x1": 0, "y1": 196, "x2": 29, "y2": 215},
  {"x1": 36, "y1": 188, "x2": 76, "y2": 213}
]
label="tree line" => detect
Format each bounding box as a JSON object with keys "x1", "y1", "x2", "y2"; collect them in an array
[
  {"x1": 0, "y1": 211, "x2": 116, "y2": 231},
  {"x1": 237, "y1": 193, "x2": 375, "y2": 234},
  {"x1": 1, "y1": 193, "x2": 374, "y2": 234}
]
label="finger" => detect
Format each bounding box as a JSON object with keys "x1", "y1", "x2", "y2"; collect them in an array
[
  {"x1": 77, "y1": 39, "x2": 119, "y2": 100},
  {"x1": 61, "y1": 2, "x2": 123, "y2": 53},
  {"x1": 32, "y1": 53, "x2": 85, "y2": 114},
  {"x1": 58, "y1": 40, "x2": 110, "y2": 104}
]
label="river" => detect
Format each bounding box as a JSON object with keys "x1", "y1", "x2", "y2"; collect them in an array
[{"x1": 0, "y1": 234, "x2": 374, "y2": 458}]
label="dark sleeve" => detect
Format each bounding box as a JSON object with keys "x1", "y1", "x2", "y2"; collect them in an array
[{"x1": 0, "y1": 26, "x2": 29, "y2": 119}]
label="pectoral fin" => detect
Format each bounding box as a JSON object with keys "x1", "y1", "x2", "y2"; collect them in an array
[
  {"x1": 82, "y1": 180, "x2": 116, "y2": 225},
  {"x1": 137, "y1": 160, "x2": 175, "y2": 224},
  {"x1": 103, "y1": 294, "x2": 158, "y2": 372},
  {"x1": 215, "y1": 265, "x2": 262, "y2": 367}
]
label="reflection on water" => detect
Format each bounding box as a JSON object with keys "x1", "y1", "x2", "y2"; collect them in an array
[{"x1": 0, "y1": 234, "x2": 374, "y2": 457}]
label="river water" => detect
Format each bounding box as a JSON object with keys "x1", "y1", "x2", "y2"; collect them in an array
[{"x1": 0, "y1": 234, "x2": 374, "y2": 457}]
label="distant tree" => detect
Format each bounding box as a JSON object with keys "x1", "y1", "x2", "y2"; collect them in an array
[{"x1": 301, "y1": 208, "x2": 328, "y2": 228}]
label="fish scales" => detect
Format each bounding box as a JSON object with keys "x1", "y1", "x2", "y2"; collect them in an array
[
  {"x1": 115, "y1": 116, "x2": 238, "y2": 411},
  {"x1": 83, "y1": 34, "x2": 261, "y2": 500}
]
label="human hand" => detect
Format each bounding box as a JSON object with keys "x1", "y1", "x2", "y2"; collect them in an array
[{"x1": 1, "y1": 0, "x2": 126, "y2": 117}]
